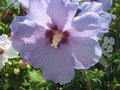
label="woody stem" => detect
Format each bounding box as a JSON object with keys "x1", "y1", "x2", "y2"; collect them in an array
[{"x1": 82, "y1": 70, "x2": 92, "y2": 90}]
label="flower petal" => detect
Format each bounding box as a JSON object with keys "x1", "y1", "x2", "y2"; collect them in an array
[
  {"x1": 85, "y1": 0, "x2": 112, "y2": 11},
  {"x1": 63, "y1": 0, "x2": 79, "y2": 3},
  {"x1": 0, "y1": 34, "x2": 11, "y2": 49},
  {"x1": 47, "y1": 0, "x2": 68, "y2": 30},
  {"x1": 0, "y1": 34, "x2": 18, "y2": 58},
  {"x1": 20, "y1": 38, "x2": 49, "y2": 68},
  {"x1": 20, "y1": 38, "x2": 75, "y2": 84},
  {"x1": 11, "y1": 16, "x2": 46, "y2": 52},
  {"x1": 4, "y1": 46, "x2": 18, "y2": 58},
  {"x1": 0, "y1": 55, "x2": 7, "y2": 69},
  {"x1": 40, "y1": 0, "x2": 51, "y2": 11},
  {"x1": 97, "y1": 12, "x2": 115, "y2": 36},
  {"x1": 98, "y1": 0, "x2": 112, "y2": 11},
  {"x1": 47, "y1": 0, "x2": 78, "y2": 30},
  {"x1": 73, "y1": 12, "x2": 101, "y2": 31},
  {"x1": 100, "y1": 12, "x2": 114, "y2": 30},
  {"x1": 79, "y1": 1, "x2": 103, "y2": 15},
  {"x1": 78, "y1": 2, "x2": 114, "y2": 35},
  {"x1": 42, "y1": 45, "x2": 74, "y2": 84},
  {"x1": 69, "y1": 36, "x2": 102, "y2": 69},
  {"x1": 63, "y1": 3, "x2": 79, "y2": 30},
  {"x1": 27, "y1": 0, "x2": 51, "y2": 26}
]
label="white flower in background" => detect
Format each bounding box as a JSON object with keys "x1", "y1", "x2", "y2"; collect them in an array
[
  {"x1": 107, "y1": 45, "x2": 113, "y2": 53},
  {"x1": 102, "y1": 43, "x2": 108, "y2": 49},
  {"x1": 106, "y1": 54, "x2": 112, "y2": 58},
  {"x1": 103, "y1": 37, "x2": 109, "y2": 45},
  {"x1": 102, "y1": 47, "x2": 112, "y2": 58},
  {"x1": 102, "y1": 48, "x2": 108, "y2": 56},
  {"x1": 102, "y1": 36, "x2": 115, "y2": 58},
  {"x1": 109, "y1": 37, "x2": 115, "y2": 45},
  {"x1": 0, "y1": 34, "x2": 18, "y2": 69}
]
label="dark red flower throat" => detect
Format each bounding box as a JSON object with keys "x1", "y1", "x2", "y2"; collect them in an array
[{"x1": 45, "y1": 26, "x2": 70, "y2": 48}]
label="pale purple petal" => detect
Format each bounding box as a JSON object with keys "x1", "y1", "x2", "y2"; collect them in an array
[
  {"x1": 42, "y1": 45, "x2": 74, "y2": 84},
  {"x1": 70, "y1": 29, "x2": 100, "y2": 37},
  {"x1": 47, "y1": 0, "x2": 68, "y2": 30},
  {"x1": 100, "y1": 12, "x2": 114, "y2": 30},
  {"x1": 11, "y1": 16, "x2": 25, "y2": 52},
  {"x1": 63, "y1": 0, "x2": 79, "y2": 3},
  {"x1": 27, "y1": 0, "x2": 51, "y2": 27},
  {"x1": 79, "y1": 2, "x2": 103, "y2": 15},
  {"x1": 69, "y1": 36, "x2": 102, "y2": 69},
  {"x1": 71, "y1": 0, "x2": 79, "y2": 3},
  {"x1": 40, "y1": 0, "x2": 51, "y2": 11},
  {"x1": 47, "y1": 0, "x2": 78, "y2": 30},
  {"x1": 73, "y1": 12, "x2": 101, "y2": 31},
  {"x1": 96, "y1": 12, "x2": 115, "y2": 36},
  {"x1": 20, "y1": 39, "x2": 49, "y2": 68},
  {"x1": 63, "y1": 3, "x2": 79, "y2": 30},
  {"x1": 11, "y1": 16, "x2": 25, "y2": 35},
  {"x1": 11, "y1": 16, "x2": 46, "y2": 52},
  {"x1": 85, "y1": 0, "x2": 112, "y2": 11},
  {"x1": 19, "y1": 0, "x2": 51, "y2": 11},
  {"x1": 99, "y1": 0, "x2": 112, "y2": 11},
  {"x1": 79, "y1": 2, "x2": 113, "y2": 35}
]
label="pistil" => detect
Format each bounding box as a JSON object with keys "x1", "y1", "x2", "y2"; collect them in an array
[{"x1": 51, "y1": 31, "x2": 63, "y2": 48}]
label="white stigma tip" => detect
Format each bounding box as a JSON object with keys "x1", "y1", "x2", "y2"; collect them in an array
[{"x1": 51, "y1": 44, "x2": 58, "y2": 48}]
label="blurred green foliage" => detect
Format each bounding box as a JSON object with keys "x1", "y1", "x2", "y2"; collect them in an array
[{"x1": 0, "y1": 0, "x2": 120, "y2": 90}]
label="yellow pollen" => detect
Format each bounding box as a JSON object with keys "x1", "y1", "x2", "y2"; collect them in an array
[{"x1": 51, "y1": 31, "x2": 63, "y2": 48}]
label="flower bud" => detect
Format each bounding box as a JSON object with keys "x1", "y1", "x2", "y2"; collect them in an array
[
  {"x1": 19, "y1": 60, "x2": 27, "y2": 69},
  {"x1": 7, "y1": 61, "x2": 12, "y2": 66},
  {"x1": 14, "y1": 68, "x2": 20, "y2": 75}
]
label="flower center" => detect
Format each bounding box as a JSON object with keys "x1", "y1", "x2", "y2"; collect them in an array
[
  {"x1": 51, "y1": 30, "x2": 63, "y2": 48},
  {"x1": 0, "y1": 47, "x2": 4, "y2": 55},
  {"x1": 45, "y1": 28, "x2": 70, "y2": 48}
]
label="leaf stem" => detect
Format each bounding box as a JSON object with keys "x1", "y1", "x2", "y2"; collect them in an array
[
  {"x1": 0, "y1": 0, "x2": 17, "y2": 20},
  {"x1": 82, "y1": 70, "x2": 92, "y2": 90}
]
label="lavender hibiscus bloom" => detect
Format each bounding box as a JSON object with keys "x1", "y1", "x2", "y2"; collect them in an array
[
  {"x1": 11, "y1": 0, "x2": 104, "y2": 84},
  {"x1": 79, "y1": 1, "x2": 115, "y2": 34},
  {"x1": 85, "y1": 0, "x2": 112, "y2": 11}
]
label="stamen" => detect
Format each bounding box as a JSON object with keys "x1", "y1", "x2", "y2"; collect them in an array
[{"x1": 51, "y1": 31, "x2": 63, "y2": 48}]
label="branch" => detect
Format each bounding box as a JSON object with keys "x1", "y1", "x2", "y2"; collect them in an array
[{"x1": 82, "y1": 70, "x2": 92, "y2": 90}]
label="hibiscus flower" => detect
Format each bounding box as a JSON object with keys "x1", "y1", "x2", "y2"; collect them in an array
[
  {"x1": 11, "y1": 0, "x2": 107, "y2": 84},
  {"x1": 0, "y1": 34, "x2": 18, "y2": 69},
  {"x1": 79, "y1": 1, "x2": 115, "y2": 34}
]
